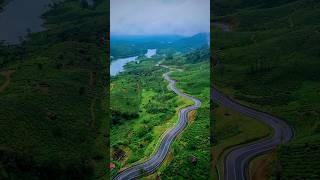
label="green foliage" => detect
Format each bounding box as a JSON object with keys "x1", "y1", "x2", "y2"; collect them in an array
[
  {"x1": 213, "y1": 0, "x2": 320, "y2": 179},
  {"x1": 0, "y1": 0, "x2": 108, "y2": 179},
  {"x1": 159, "y1": 51, "x2": 210, "y2": 179},
  {"x1": 111, "y1": 48, "x2": 210, "y2": 179},
  {"x1": 110, "y1": 57, "x2": 181, "y2": 174},
  {"x1": 271, "y1": 137, "x2": 320, "y2": 180},
  {"x1": 110, "y1": 33, "x2": 209, "y2": 59},
  {"x1": 185, "y1": 48, "x2": 210, "y2": 64}
]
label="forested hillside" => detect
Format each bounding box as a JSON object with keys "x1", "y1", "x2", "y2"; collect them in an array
[
  {"x1": 0, "y1": 0, "x2": 108, "y2": 179},
  {"x1": 212, "y1": 0, "x2": 320, "y2": 179},
  {"x1": 110, "y1": 33, "x2": 209, "y2": 59}
]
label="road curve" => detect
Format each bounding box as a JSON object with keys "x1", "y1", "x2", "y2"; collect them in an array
[
  {"x1": 212, "y1": 87, "x2": 294, "y2": 180},
  {"x1": 113, "y1": 69, "x2": 201, "y2": 180}
]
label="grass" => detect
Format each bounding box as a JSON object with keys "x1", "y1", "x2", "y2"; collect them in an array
[
  {"x1": 110, "y1": 75, "x2": 142, "y2": 113},
  {"x1": 249, "y1": 151, "x2": 275, "y2": 180},
  {"x1": 111, "y1": 48, "x2": 210, "y2": 179},
  {"x1": 0, "y1": 1, "x2": 108, "y2": 179},
  {"x1": 158, "y1": 52, "x2": 211, "y2": 179},
  {"x1": 211, "y1": 104, "x2": 272, "y2": 179},
  {"x1": 110, "y1": 57, "x2": 191, "y2": 177},
  {"x1": 212, "y1": 0, "x2": 320, "y2": 179}
]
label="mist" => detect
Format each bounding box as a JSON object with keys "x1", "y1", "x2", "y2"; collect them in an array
[{"x1": 111, "y1": 0, "x2": 210, "y2": 36}]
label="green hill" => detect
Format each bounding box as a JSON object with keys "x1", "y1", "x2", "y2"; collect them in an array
[
  {"x1": 0, "y1": 1, "x2": 108, "y2": 179},
  {"x1": 212, "y1": 0, "x2": 320, "y2": 179},
  {"x1": 110, "y1": 33, "x2": 209, "y2": 59}
]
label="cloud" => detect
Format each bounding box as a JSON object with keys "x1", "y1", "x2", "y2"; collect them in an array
[{"x1": 111, "y1": 0, "x2": 210, "y2": 36}]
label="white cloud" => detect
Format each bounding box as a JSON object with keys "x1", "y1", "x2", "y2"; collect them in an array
[{"x1": 111, "y1": 0, "x2": 210, "y2": 36}]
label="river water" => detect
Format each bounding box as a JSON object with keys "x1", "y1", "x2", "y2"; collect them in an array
[
  {"x1": 0, "y1": 0, "x2": 55, "y2": 44},
  {"x1": 0, "y1": 0, "x2": 93, "y2": 44},
  {"x1": 145, "y1": 49, "x2": 156, "y2": 58},
  {"x1": 111, "y1": 49, "x2": 157, "y2": 76},
  {"x1": 110, "y1": 56, "x2": 138, "y2": 76}
]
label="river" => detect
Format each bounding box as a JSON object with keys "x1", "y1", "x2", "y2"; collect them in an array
[
  {"x1": 0, "y1": 0, "x2": 55, "y2": 44},
  {"x1": 110, "y1": 56, "x2": 138, "y2": 76},
  {"x1": 0, "y1": 0, "x2": 93, "y2": 44},
  {"x1": 110, "y1": 49, "x2": 157, "y2": 76},
  {"x1": 145, "y1": 49, "x2": 156, "y2": 58}
]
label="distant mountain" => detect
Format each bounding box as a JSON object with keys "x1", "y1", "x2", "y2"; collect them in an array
[
  {"x1": 111, "y1": 35, "x2": 184, "y2": 44},
  {"x1": 110, "y1": 33, "x2": 209, "y2": 58},
  {"x1": 169, "y1": 33, "x2": 209, "y2": 52}
]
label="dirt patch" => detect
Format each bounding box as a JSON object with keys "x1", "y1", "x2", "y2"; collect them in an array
[
  {"x1": 0, "y1": 70, "x2": 15, "y2": 93},
  {"x1": 188, "y1": 110, "x2": 197, "y2": 124},
  {"x1": 249, "y1": 151, "x2": 275, "y2": 180}
]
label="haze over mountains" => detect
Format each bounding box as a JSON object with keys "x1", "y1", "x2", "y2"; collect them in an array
[
  {"x1": 111, "y1": 0, "x2": 210, "y2": 36},
  {"x1": 111, "y1": 33, "x2": 210, "y2": 58}
]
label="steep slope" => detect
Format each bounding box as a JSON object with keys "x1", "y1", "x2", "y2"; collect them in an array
[
  {"x1": 0, "y1": 1, "x2": 108, "y2": 179},
  {"x1": 212, "y1": 0, "x2": 320, "y2": 179}
]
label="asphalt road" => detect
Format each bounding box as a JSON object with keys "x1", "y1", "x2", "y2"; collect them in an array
[
  {"x1": 113, "y1": 70, "x2": 201, "y2": 180},
  {"x1": 212, "y1": 87, "x2": 294, "y2": 180}
]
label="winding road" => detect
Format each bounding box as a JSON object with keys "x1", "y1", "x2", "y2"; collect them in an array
[
  {"x1": 113, "y1": 67, "x2": 201, "y2": 180},
  {"x1": 212, "y1": 87, "x2": 294, "y2": 180}
]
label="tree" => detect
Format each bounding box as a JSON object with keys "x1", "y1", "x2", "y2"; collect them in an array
[{"x1": 81, "y1": 0, "x2": 89, "y2": 9}]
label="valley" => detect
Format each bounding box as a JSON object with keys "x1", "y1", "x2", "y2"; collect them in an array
[{"x1": 110, "y1": 37, "x2": 210, "y2": 179}]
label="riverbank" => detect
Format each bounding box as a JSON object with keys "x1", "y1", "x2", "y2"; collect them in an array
[
  {"x1": 0, "y1": 1, "x2": 108, "y2": 179},
  {"x1": 110, "y1": 57, "x2": 187, "y2": 175},
  {"x1": 110, "y1": 49, "x2": 157, "y2": 76},
  {"x1": 0, "y1": 0, "x2": 52, "y2": 43},
  {"x1": 111, "y1": 48, "x2": 210, "y2": 179}
]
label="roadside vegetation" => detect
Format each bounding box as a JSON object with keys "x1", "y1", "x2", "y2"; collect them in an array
[
  {"x1": 0, "y1": 1, "x2": 108, "y2": 179},
  {"x1": 211, "y1": 104, "x2": 272, "y2": 179},
  {"x1": 157, "y1": 49, "x2": 211, "y2": 179},
  {"x1": 212, "y1": 0, "x2": 320, "y2": 179},
  {"x1": 111, "y1": 47, "x2": 210, "y2": 179},
  {"x1": 110, "y1": 57, "x2": 188, "y2": 177}
]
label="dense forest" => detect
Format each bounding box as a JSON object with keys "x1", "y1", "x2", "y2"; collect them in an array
[
  {"x1": 110, "y1": 33, "x2": 209, "y2": 59},
  {"x1": 110, "y1": 43, "x2": 210, "y2": 179},
  {"x1": 212, "y1": 0, "x2": 320, "y2": 179},
  {"x1": 0, "y1": 0, "x2": 108, "y2": 179}
]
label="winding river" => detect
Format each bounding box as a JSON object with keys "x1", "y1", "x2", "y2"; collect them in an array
[
  {"x1": 145, "y1": 49, "x2": 156, "y2": 58},
  {"x1": 110, "y1": 56, "x2": 138, "y2": 76},
  {"x1": 110, "y1": 49, "x2": 157, "y2": 76}
]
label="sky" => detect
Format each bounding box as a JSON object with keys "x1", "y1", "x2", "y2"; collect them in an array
[{"x1": 110, "y1": 0, "x2": 210, "y2": 36}]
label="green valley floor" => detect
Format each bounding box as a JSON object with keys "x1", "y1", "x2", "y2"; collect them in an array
[{"x1": 111, "y1": 49, "x2": 210, "y2": 179}]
